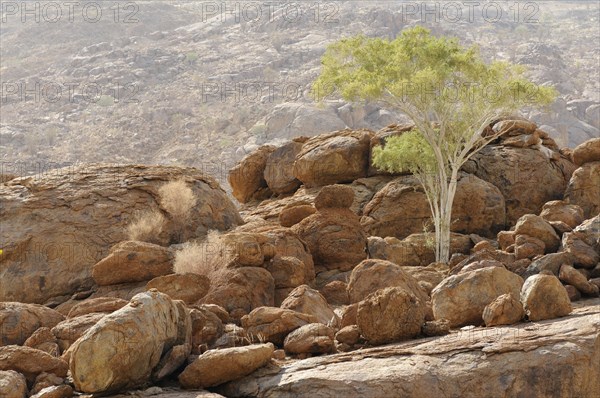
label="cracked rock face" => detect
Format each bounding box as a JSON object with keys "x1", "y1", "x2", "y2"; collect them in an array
[{"x1": 0, "y1": 164, "x2": 242, "y2": 304}]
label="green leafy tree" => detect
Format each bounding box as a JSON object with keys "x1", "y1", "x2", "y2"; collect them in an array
[{"x1": 312, "y1": 26, "x2": 555, "y2": 262}]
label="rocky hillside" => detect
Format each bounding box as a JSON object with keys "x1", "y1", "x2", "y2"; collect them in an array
[
  {"x1": 1, "y1": 122, "x2": 599, "y2": 397},
  {"x1": 1, "y1": 1, "x2": 599, "y2": 188}
]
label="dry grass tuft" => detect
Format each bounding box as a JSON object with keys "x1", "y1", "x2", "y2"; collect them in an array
[
  {"x1": 158, "y1": 179, "x2": 197, "y2": 223},
  {"x1": 127, "y1": 209, "x2": 166, "y2": 244},
  {"x1": 173, "y1": 231, "x2": 231, "y2": 284}
]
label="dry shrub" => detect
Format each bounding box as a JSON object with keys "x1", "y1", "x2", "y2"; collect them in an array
[
  {"x1": 158, "y1": 179, "x2": 197, "y2": 223},
  {"x1": 173, "y1": 231, "x2": 231, "y2": 284},
  {"x1": 126, "y1": 209, "x2": 166, "y2": 243}
]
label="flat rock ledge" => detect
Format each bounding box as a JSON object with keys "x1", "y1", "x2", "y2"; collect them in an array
[{"x1": 220, "y1": 298, "x2": 600, "y2": 398}]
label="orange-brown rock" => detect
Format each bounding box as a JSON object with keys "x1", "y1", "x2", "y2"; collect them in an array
[
  {"x1": 67, "y1": 297, "x2": 128, "y2": 318},
  {"x1": 463, "y1": 145, "x2": 575, "y2": 225},
  {"x1": 201, "y1": 267, "x2": 275, "y2": 318},
  {"x1": 357, "y1": 287, "x2": 425, "y2": 345},
  {"x1": 572, "y1": 137, "x2": 600, "y2": 166},
  {"x1": 432, "y1": 267, "x2": 524, "y2": 327},
  {"x1": 0, "y1": 302, "x2": 64, "y2": 346},
  {"x1": 361, "y1": 174, "x2": 505, "y2": 240},
  {"x1": 280, "y1": 285, "x2": 337, "y2": 326},
  {"x1": 347, "y1": 259, "x2": 429, "y2": 305},
  {"x1": 146, "y1": 273, "x2": 210, "y2": 304},
  {"x1": 520, "y1": 274, "x2": 572, "y2": 321},
  {"x1": 0, "y1": 164, "x2": 241, "y2": 304},
  {"x1": 92, "y1": 241, "x2": 173, "y2": 286},
  {"x1": 293, "y1": 208, "x2": 366, "y2": 272},
  {"x1": 293, "y1": 129, "x2": 372, "y2": 187},
  {"x1": 0, "y1": 346, "x2": 68, "y2": 382},
  {"x1": 179, "y1": 343, "x2": 274, "y2": 389},
  {"x1": 229, "y1": 145, "x2": 275, "y2": 203},
  {"x1": 264, "y1": 141, "x2": 303, "y2": 195},
  {"x1": 241, "y1": 307, "x2": 318, "y2": 346}
]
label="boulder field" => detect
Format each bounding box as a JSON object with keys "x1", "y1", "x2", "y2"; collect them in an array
[{"x1": 1, "y1": 122, "x2": 599, "y2": 397}]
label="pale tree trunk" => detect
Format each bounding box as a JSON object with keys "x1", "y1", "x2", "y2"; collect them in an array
[{"x1": 436, "y1": 167, "x2": 459, "y2": 263}]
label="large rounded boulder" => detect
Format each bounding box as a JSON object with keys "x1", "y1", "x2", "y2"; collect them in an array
[
  {"x1": 0, "y1": 164, "x2": 242, "y2": 304},
  {"x1": 293, "y1": 129, "x2": 372, "y2": 187},
  {"x1": 431, "y1": 267, "x2": 524, "y2": 327},
  {"x1": 463, "y1": 145, "x2": 575, "y2": 225},
  {"x1": 361, "y1": 173, "x2": 505, "y2": 239}
]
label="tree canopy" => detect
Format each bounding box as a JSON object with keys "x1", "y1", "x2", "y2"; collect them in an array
[{"x1": 312, "y1": 26, "x2": 556, "y2": 262}]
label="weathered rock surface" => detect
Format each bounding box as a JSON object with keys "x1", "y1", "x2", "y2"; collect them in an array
[
  {"x1": 562, "y1": 232, "x2": 599, "y2": 268},
  {"x1": 106, "y1": 390, "x2": 225, "y2": 398},
  {"x1": 334, "y1": 325, "x2": 361, "y2": 346},
  {"x1": 514, "y1": 234, "x2": 546, "y2": 260},
  {"x1": 0, "y1": 302, "x2": 64, "y2": 345},
  {"x1": 572, "y1": 137, "x2": 600, "y2": 166},
  {"x1": 514, "y1": 214, "x2": 561, "y2": 253},
  {"x1": 402, "y1": 264, "x2": 447, "y2": 295},
  {"x1": 278, "y1": 204, "x2": 316, "y2": 227},
  {"x1": 0, "y1": 164, "x2": 241, "y2": 304},
  {"x1": 241, "y1": 307, "x2": 317, "y2": 346},
  {"x1": 313, "y1": 184, "x2": 355, "y2": 211},
  {"x1": 346, "y1": 259, "x2": 429, "y2": 305},
  {"x1": 146, "y1": 273, "x2": 210, "y2": 304},
  {"x1": 0, "y1": 346, "x2": 68, "y2": 382},
  {"x1": 0, "y1": 370, "x2": 28, "y2": 398},
  {"x1": 357, "y1": 287, "x2": 426, "y2": 345},
  {"x1": 52, "y1": 313, "x2": 106, "y2": 351},
  {"x1": 482, "y1": 294, "x2": 524, "y2": 326},
  {"x1": 524, "y1": 252, "x2": 575, "y2": 276},
  {"x1": 264, "y1": 141, "x2": 303, "y2": 195},
  {"x1": 539, "y1": 200, "x2": 584, "y2": 229},
  {"x1": 293, "y1": 129, "x2": 372, "y2": 187},
  {"x1": 189, "y1": 306, "x2": 224, "y2": 349},
  {"x1": 367, "y1": 233, "x2": 473, "y2": 267},
  {"x1": 521, "y1": 274, "x2": 572, "y2": 321},
  {"x1": 69, "y1": 290, "x2": 191, "y2": 393},
  {"x1": 559, "y1": 264, "x2": 599, "y2": 296},
  {"x1": 292, "y1": 207, "x2": 367, "y2": 272},
  {"x1": 229, "y1": 145, "x2": 275, "y2": 203},
  {"x1": 93, "y1": 241, "x2": 173, "y2": 286},
  {"x1": 283, "y1": 324, "x2": 335, "y2": 355},
  {"x1": 463, "y1": 145, "x2": 575, "y2": 225},
  {"x1": 265, "y1": 256, "x2": 313, "y2": 292},
  {"x1": 201, "y1": 267, "x2": 275, "y2": 318},
  {"x1": 280, "y1": 285, "x2": 337, "y2": 326},
  {"x1": 222, "y1": 299, "x2": 600, "y2": 398},
  {"x1": 564, "y1": 161, "x2": 600, "y2": 218},
  {"x1": 179, "y1": 343, "x2": 274, "y2": 389},
  {"x1": 67, "y1": 297, "x2": 128, "y2": 318},
  {"x1": 361, "y1": 173, "x2": 505, "y2": 239},
  {"x1": 28, "y1": 372, "x2": 65, "y2": 396},
  {"x1": 320, "y1": 281, "x2": 350, "y2": 306},
  {"x1": 30, "y1": 385, "x2": 73, "y2": 398},
  {"x1": 23, "y1": 327, "x2": 59, "y2": 356},
  {"x1": 431, "y1": 267, "x2": 524, "y2": 327},
  {"x1": 573, "y1": 215, "x2": 600, "y2": 251}
]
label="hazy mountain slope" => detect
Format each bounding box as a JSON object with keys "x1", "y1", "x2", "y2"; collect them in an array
[{"x1": 1, "y1": 1, "x2": 598, "y2": 186}]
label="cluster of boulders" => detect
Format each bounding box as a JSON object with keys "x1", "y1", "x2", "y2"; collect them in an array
[{"x1": 1, "y1": 122, "x2": 599, "y2": 397}]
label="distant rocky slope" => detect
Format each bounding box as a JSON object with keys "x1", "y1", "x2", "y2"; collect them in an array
[
  {"x1": 1, "y1": 1, "x2": 599, "y2": 188},
  {"x1": 1, "y1": 121, "x2": 599, "y2": 397}
]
